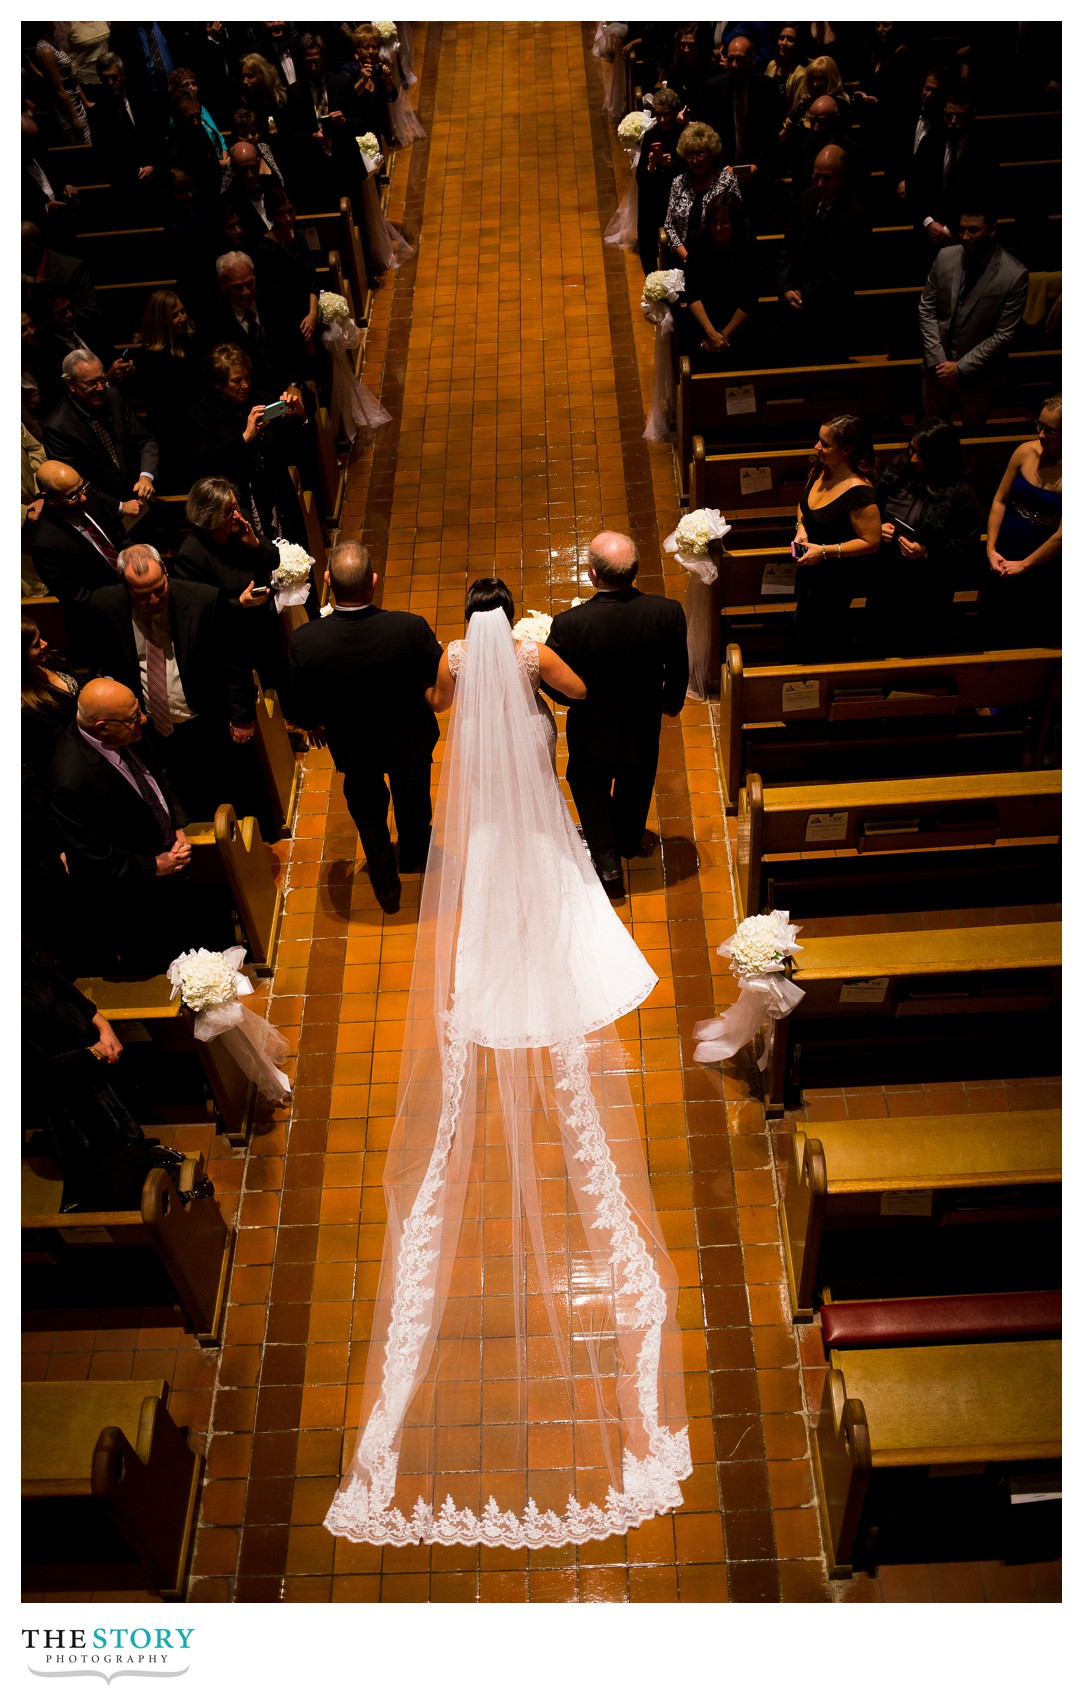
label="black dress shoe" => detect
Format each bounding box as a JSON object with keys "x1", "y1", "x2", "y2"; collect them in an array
[
  {"x1": 599, "y1": 868, "x2": 625, "y2": 900},
  {"x1": 397, "y1": 857, "x2": 426, "y2": 874},
  {"x1": 620, "y1": 831, "x2": 658, "y2": 860},
  {"x1": 373, "y1": 878, "x2": 402, "y2": 914}
]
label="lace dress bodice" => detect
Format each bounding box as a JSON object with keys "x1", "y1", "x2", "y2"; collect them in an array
[{"x1": 448, "y1": 634, "x2": 539, "y2": 687}]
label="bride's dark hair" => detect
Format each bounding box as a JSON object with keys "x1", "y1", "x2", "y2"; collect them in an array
[{"x1": 465, "y1": 577, "x2": 514, "y2": 624}]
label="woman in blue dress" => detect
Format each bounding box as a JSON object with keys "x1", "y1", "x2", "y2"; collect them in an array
[{"x1": 984, "y1": 395, "x2": 1062, "y2": 649}]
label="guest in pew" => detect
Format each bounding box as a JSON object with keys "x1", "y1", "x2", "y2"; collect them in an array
[
  {"x1": 222, "y1": 108, "x2": 286, "y2": 194},
  {"x1": 162, "y1": 170, "x2": 222, "y2": 318},
  {"x1": 31, "y1": 461, "x2": 127, "y2": 660},
  {"x1": 239, "y1": 53, "x2": 290, "y2": 146},
  {"x1": 777, "y1": 145, "x2": 870, "y2": 363},
  {"x1": 43, "y1": 352, "x2": 158, "y2": 519},
  {"x1": 27, "y1": 289, "x2": 131, "y2": 412},
  {"x1": 25, "y1": 23, "x2": 92, "y2": 145},
  {"x1": 849, "y1": 22, "x2": 919, "y2": 168},
  {"x1": 780, "y1": 54, "x2": 850, "y2": 135},
  {"x1": 253, "y1": 184, "x2": 320, "y2": 366},
  {"x1": 87, "y1": 51, "x2": 164, "y2": 208},
  {"x1": 680, "y1": 189, "x2": 759, "y2": 369},
  {"x1": 664, "y1": 28, "x2": 717, "y2": 112},
  {"x1": 21, "y1": 425, "x2": 48, "y2": 594},
  {"x1": 165, "y1": 93, "x2": 228, "y2": 215},
  {"x1": 197, "y1": 251, "x2": 304, "y2": 398},
  {"x1": 894, "y1": 62, "x2": 949, "y2": 214},
  {"x1": 764, "y1": 24, "x2": 807, "y2": 115},
  {"x1": 20, "y1": 223, "x2": 101, "y2": 338},
  {"x1": 21, "y1": 308, "x2": 53, "y2": 432},
  {"x1": 21, "y1": 618, "x2": 79, "y2": 778},
  {"x1": 918, "y1": 205, "x2": 1028, "y2": 429},
  {"x1": 176, "y1": 21, "x2": 242, "y2": 127},
  {"x1": 692, "y1": 33, "x2": 779, "y2": 199},
  {"x1": 982, "y1": 396, "x2": 1062, "y2": 650},
  {"x1": 48, "y1": 679, "x2": 202, "y2": 977},
  {"x1": 221, "y1": 142, "x2": 276, "y2": 251},
  {"x1": 662, "y1": 123, "x2": 742, "y2": 267},
  {"x1": 348, "y1": 25, "x2": 400, "y2": 147},
  {"x1": 285, "y1": 32, "x2": 368, "y2": 212},
  {"x1": 870, "y1": 417, "x2": 984, "y2": 655},
  {"x1": 791, "y1": 415, "x2": 881, "y2": 659},
  {"x1": 778, "y1": 95, "x2": 864, "y2": 200},
  {"x1": 135, "y1": 291, "x2": 203, "y2": 493},
  {"x1": 166, "y1": 65, "x2": 229, "y2": 166},
  {"x1": 19, "y1": 109, "x2": 80, "y2": 253},
  {"x1": 172, "y1": 473, "x2": 290, "y2": 704},
  {"x1": 182, "y1": 341, "x2": 308, "y2": 551},
  {"x1": 88, "y1": 542, "x2": 258, "y2": 819},
  {"x1": 250, "y1": 22, "x2": 301, "y2": 89},
  {"x1": 909, "y1": 83, "x2": 1000, "y2": 254},
  {"x1": 635, "y1": 88, "x2": 685, "y2": 275},
  {"x1": 21, "y1": 945, "x2": 184, "y2": 1214}
]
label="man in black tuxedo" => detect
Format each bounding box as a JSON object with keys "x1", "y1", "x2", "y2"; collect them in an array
[
  {"x1": 910, "y1": 85, "x2": 999, "y2": 254},
  {"x1": 777, "y1": 146, "x2": 871, "y2": 363},
  {"x1": 43, "y1": 353, "x2": 158, "y2": 511},
  {"x1": 289, "y1": 542, "x2": 443, "y2": 913},
  {"x1": 198, "y1": 251, "x2": 297, "y2": 397},
  {"x1": 48, "y1": 679, "x2": 201, "y2": 975},
  {"x1": 547, "y1": 532, "x2": 688, "y2": 900},
  {"x1": 88, "y1": 543, "x2": 257, "y2": 818},
  {"x1": 32, "y1": 460, "x2": 127, "y2": 662}
]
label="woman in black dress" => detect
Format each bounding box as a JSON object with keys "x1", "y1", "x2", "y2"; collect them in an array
[
  {"x1": 680, "y1": 188, "x2": 759, "y2": 369},
  {"x1": 252, "y1": 182, "x2": 320, "y2": 376},
  {"x1": 792, "y1": 414, "x2": 881, "y2": 657},
  {"x1": 172, "y1": 473, "x2": 287, "y2": 701},
  {"x1": 136, "y1": 290, "x2": 203, "y2": 493},
  {"x1": 872, "y1": 417, "x2": 983, "y2": 654},
  {"x1": 22, "y1": 618, "x2": 78, "y2": 778}
]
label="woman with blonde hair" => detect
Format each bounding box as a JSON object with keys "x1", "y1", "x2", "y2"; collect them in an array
[
  {"x1": 239, "y1": 53, "x2": 288, "y2": 138},
  {"x1": 784, "y1": 53, "x2": 850, "y2": 129},
  {"x1": 663, "y1": 122, "x2": 741, "y2": 265}
]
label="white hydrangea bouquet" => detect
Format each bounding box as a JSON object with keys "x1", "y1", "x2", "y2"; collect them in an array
[
  {"x1": 661, "y1": 508, "x2": 731, "y2": 697},
  {"x1": 357, "y1": 131, "x2": 384, "y2": 174},
  {"x1": 693, "y1": 911, "x2": 806, "y2": 1068},
  {"x1": 512, "y1": 610, "x2": 552, "y2": 643},
  {"x1": 271, "y1": 538, "x2": 315, "y2": 610},
  {"x1": 374, "y1": 21, "x2": 399, "y2": 42},
  {"x1": 168, "y1": 946, "x2": 291, "y2": 1102},
  {"x1": 617, "y1": 109, "x2": 653, "y2": 154},
  {"x1": 642, "y1": 269, "x2": 684, "y2": 306},
  {"x1": 318, "y1": 290, "x2": 350, "y2": 326}
]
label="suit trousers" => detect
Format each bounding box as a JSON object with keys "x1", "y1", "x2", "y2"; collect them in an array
[
  {"x1": 566, "y1": 743, "x2": 659, "y2": 875},
  {"x1": 342, "y1": 756, "x2": 433, "y2": 891},
  {"x1": 922, "y1": 370, "x2": 1000, "y2": 432}
]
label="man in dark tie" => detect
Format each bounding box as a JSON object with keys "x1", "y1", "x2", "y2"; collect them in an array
[
  {"x1": 88, "y1": 543, "x2": 257, "y2": 818},
  {"x1": 777, "y1": 145, "x2": 871, "y2": 363},
  {"x1": 43, "y1": 353, "x2": 158, "y2": 513},
  {"x1": 910, "y1": 85, "x2": 999, "y2": 252},
  {"x1": 547, "y1": 532, "x2": 688, "y2": 900},
  {"x1": 695, "y1": 33, "x2": 779, "y2": 214},
  {"x1": 31, "y1": 460, "x2": 128, "y2": 662},
  {"x1": 48, "y1": 679, "x2": 205, "y2": 974},
  {"x1": 198, "y1": 251, "x2": 292, "y2": 396},
  {"x1": 918, "y1": 205, "x2": 1028, "y2": 429},
  {"x1": 289, "y1": 542, "x2": 443, "y2": 913},
  {"x1": 87, "y1": 52, "x2": 163, "y2": 202}
]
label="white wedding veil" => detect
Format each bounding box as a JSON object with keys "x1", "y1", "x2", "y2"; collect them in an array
[{"x1": 325, "y1": 610, "x2": 691, "y2": 1547}]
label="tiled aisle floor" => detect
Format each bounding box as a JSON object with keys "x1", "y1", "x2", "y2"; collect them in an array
[{"x1": 22, "y1": 22, "x2": 1060, "y2": 1607}]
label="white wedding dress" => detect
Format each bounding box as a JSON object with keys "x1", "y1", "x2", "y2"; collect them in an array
[{"x1": 325, "y1": 611, "x2": 691, "y2": 1548}]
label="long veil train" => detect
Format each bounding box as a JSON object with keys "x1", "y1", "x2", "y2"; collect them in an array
[{"x1": 325, "y1": 610, "x2": 691, "y2": 1547}]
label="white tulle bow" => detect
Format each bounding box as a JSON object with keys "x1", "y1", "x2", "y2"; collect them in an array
[
  {"x1": 692, "y1": 911, "x2": 806, "y2": 1067},
  {"x1": 168, "y1": 945, "x2": 292, "y2": 1102},
  {"x1": 321, "y1": 318, "x2": 392, "y2": 444}
]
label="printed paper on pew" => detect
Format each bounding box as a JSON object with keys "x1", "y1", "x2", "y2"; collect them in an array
[
  {"x1": 781, "y1": 680, "x2": 820, "y2": 712},
  {"x1": 726, "y1": 384, "x2": 756, "y2": 416},
  {"x1": 880, "y1": 1191, "x2": 934, "y2": 1216},
  {"x1": 838, "y1": 978, "x2": 889, "y2": 1004},
  {"x1": 805, "y1": 812, "x2": 848, "y2": 843},
  {"x1": 760, "y1": 560, "x2": 796, "y2": 595},
  {"x1": 739, "y1": 465, "x2": 772, "y2": 495}
]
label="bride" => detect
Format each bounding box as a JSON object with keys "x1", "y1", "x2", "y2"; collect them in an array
[{"x1": 324, "y1": 579, "x2": 691, "y2": 1549}]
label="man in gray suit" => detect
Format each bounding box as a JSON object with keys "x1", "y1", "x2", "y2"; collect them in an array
[{"x1": 918, "y1": 206, "x2": 1028, "y2": 429}]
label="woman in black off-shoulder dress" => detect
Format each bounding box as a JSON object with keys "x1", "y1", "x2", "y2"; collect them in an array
[{"x1": 792, "y1": 415, "x2": 881, "y2": 657}]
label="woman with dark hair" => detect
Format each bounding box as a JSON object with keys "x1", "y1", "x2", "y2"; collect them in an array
[
  {"x1": 791, "y1": 414, "x2": 881, "y2": 656},
  {"x1": 182, "y1": 342, "x2": 308, "y2": 548},
  {"x1": 426, "y1": 578, "x2": 586, "y2": 766},
  {"x1": 983, "y1": 396, "x2": 1062, "y2": 649},
  {"x1": 680, "y1": 189, "x2": 759, "y2": 368},
  {"x1": 253, "y1": 183, "x2": 320, "y2": 359},
  {"x1": 765, "y1": 23, "x2": 807, "y2": 109},
  {"x1": 635, "y1": 87, "x2": 685, "y2": 275},
  {"x1": 136, "y1": 289, "x2": 201, "y2": 488},
  {"x1": 665, "y1": 26, "x2": 715, "y2": 108},
  {"x1": 167, "y1": 65, "x2": 229, "y2": 163},
  {"x1": 222, "y1": 107, "x2": 285, "y2": 191},
  {"x1": 663, "y1": 122, "x2": 742, "y2": 265},
  {"x1": 21, "y1": 618, "x2": 78, "y2": 777},
  {"x1": 172, "y1": 473, "x2": 286, "y2": 699},
  {"x1": 871, "y1": 417, "x2": 983, "y2": 653}
]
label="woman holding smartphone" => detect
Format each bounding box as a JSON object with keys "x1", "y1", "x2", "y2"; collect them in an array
[{"x1": 791, "y1": 414, "x2": 881, "y2": 657}]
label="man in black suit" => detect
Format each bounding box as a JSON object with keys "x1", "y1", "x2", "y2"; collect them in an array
[
  {"x1": 547, "y1": 532, "x2": 688, "y2": 900},
  {"x1": 285, "y1": 32, "x2": 367, "y2": 209},
  {"x1": 32, "y1": 460, "x2": 128, "y2": 662},
  {"x1": 695, "y1": 33, "x2": 779, "y2": 210},
  {"x1": 777, "y1": 146, "x2": 871, "y2": 363},
  {"x1": 43, "y1": 353, "x2": 159, "y2": 512},
  {"x1": 87, "y1": 52, "x2": 163, "y2": 203},
  {"x1": 910, "y1": 85, "x2": 999, "y2": 254},
  {"x1": 289, "y1": 542, "x2": 443, "y2": 913},
  {"x1": 48, "y1": 679, "x2": 200, "y2": 975},
  {"x1": 21, "y1": 224, "x2": 101, "y2": 333},
  {"x1": 88, "y1": 543, "x2": 257, "y2": 818},
  {"x1": 221, "y1": 143, "x2": 274, "y2": 251},
  {"x1": 198, "y1": 251, "x2": 297, "y2": 397}
]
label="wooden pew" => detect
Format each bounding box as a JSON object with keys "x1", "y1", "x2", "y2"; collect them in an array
[
  {"x1": 974, "y1": 110, "x2": 1061, "y2": 161},
  {"x1": 21, "y1": 594, "x2": 69, "y2": 655},
  {"x1": 720, "y1": 643, "x2": 1062, "y2": 807},
  {"x1": 252, "y1": 682, "x2": 300, "y2": 837},
  {"x1": 299, "y1": 195, "x2": 371, "y2": 326},
  {"x1": 747, "y1": 213, "x2": 1061, "y2": 293},
  {"x1": 677, "y1": 350, "x2": 1061, "y2": 492},
  {"x1": 75, "y1": 225, "x2": 172, "y2": 282},
  {"x1": 73, "y1": 973, "x2": 255, "y2": 1143},
  {"x1": 781, "y1": 1109, "x2": 1062, "y2": 1320},
  {"x1": 763, "y1": 920, "x2": 1062, "y2": 1114},
  {"x1": 21, "y1": 1149, "x2": 233, "y2": 1346},
  {"x1": 42, "y1": 141, "x2": 103, "y2": 188},
  {"x1": 812, "y1": 1338, "x2": 1061, "y2": 1575},
  {"x1": 736, "y1": 769, "x2": 1062, "y2": 921},
  {"x1": 22, "y1": 1380, "x2": 201, "y2": 1599},
  {"x1": 186, "y1": 804, "x2": 283, "y2": 976}
]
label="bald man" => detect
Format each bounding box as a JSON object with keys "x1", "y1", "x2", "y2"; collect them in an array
[
  {"x1": 777, "y1": 144, "x2": 870, "y2": 361},
  {"x1": 221, "y1": 141, "x2": 272, "y2": 249},
  {"x1": 48, "y1": 680, "x2": 204, "y2": 973},
  {"x1": 547, "y1": 533, "x2": 688, "y2": 900},
  {"x1": 32, "y1": 459, "x2": 127, "y2": 661}
]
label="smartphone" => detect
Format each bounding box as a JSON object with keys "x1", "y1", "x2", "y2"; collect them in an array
[
  {"x1": 790, "y1": 540, "x2": 808, "y2": 560},
  {"x1": 261, "y1": 399, "x2": 289, "y2": 422},
  {"x1": 250, "y1": 585, "x2": 272, "y2": 599},
  {"x1": 892, "y1": 517, "x2": 918, "y2": 536}
]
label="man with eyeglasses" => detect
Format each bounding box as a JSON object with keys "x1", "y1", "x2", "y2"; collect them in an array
[
  {"x1": 47, "y1": 679, "x2": 215, "y2": 975},
  {"x1": 918, "y1": 204, "x2": 1028, "y2": 429},
  {"x1": 43, "y1": 351, "x2": 158, "y2": 517},
  {"x1": 31, "y1": 459, "x2": 128, "y2": 663}
]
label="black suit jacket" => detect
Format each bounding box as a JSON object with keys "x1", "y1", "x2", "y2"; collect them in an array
[
  {"x1": 777, "y1": 188, "x2": 871, "y2": 304},
  {"x1": 29, "y1": 249, "x2": 102, "y2": 331},
  {"x1": 910, "y1": 127, "x2": 1000, "y2": 235},
  {"x1": 87, "y1": 86, "x2": 163, "y2": 188},
  {"x1": 196, "y1": 299, "x2": 291, "y2": 395},
  {"x1": 695, "y1": 71, "x2": 779, "y2": 170},
  {"x1": 48, "y1": 723, "x2": 187, "y2": 886},
  {"x1": 42, "y1": 389, "x2": 158, "y2": 503},
  {"x1": 31, "y1": 493, "x2": 124, "y2": 606},
  {"x1": 547, "y1": 588, "x2": 688, "y2": 765},
  {"x1": 289, "y1": 606, "x2": 442, "y2": 771},
  {"x1": 87, "y1": 580, "x2": 257, "y2": 728}
]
